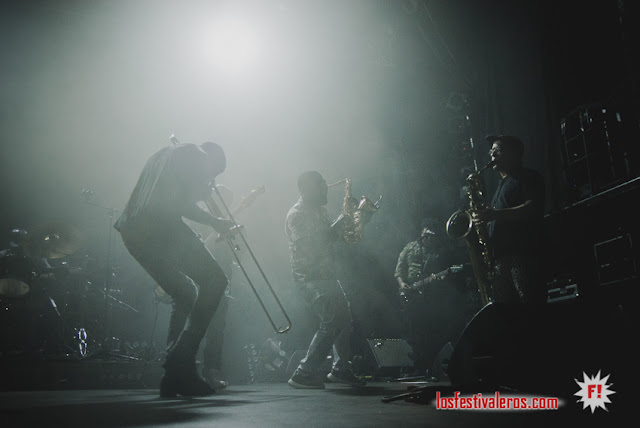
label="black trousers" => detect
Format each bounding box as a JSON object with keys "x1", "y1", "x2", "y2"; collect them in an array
[
  {"x1": 119, "y1": 220, "x2": 228, "y2": 351},
  {"x1": 492, "y1": 254, "x2": 545, "y2": 305},
  {"x1": 401, "y1": 295, "x2": 445, "y2": 373},
  {"x1": 201, "y1": 287, "x2": 230, "y2": 370}
]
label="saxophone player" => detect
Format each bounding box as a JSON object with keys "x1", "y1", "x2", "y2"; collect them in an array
[
  {"x1": 284, "y1": 171, "x2": 366, "y2": 389},
  {"x1": 472, "y1": 135, "x2": 546, "y2": 305}
]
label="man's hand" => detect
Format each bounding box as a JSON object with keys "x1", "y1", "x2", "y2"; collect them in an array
[
  {"x1": 329, "y1": 213, "x2": 348, "y2": 241},
  {"x1": 330, "y1": 213, "x2": 347, "y2": 231},
  {"x1": 396, "y1": 276, "x2": 410, "y2": 290},
  {"x1": 473, "y1": 201, "x2": 536, "y2": 225},
  {"x1": 212, "y1": 218, "x2": 236, "y2": 234},
  {"x1": 472, "y1": 209, "x2": 498, "y2": 225}
]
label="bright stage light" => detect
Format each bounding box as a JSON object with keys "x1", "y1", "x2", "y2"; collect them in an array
[{"x1": 200, "y1": 18, "x2": 262, "y2": 75}]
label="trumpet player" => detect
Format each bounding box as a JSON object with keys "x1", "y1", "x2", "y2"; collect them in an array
[
  {"x1": 115, "y1": 142, "x2": 235, "y2": 397},
  {"x1": 284, "y1": 171, "x2": 365, "y2": 389},
  {"x1": 472, "y1": 135, "x2": 545, "y2": 305}
]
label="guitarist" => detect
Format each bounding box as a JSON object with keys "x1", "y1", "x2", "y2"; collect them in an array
[{"x1": 394, "y1": 218, "x2": 453, "y2": 377}]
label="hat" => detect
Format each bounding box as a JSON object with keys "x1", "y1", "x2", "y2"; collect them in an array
[
  {"x1": 420, "y1": 218, "x2": 442, "y2": 235},
  {"x1": 485, "y1": 135, "x2": 524, "y2": 157}
]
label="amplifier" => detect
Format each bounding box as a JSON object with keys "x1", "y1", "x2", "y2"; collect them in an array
[
  {"x1": 560, "y1": 105, "x2": 629, "y2": 203},
  {"x1": 365, "y1": 338, "x2": 413, "y2": 377},
  {"x1": 594, "y1": 233, "x2": 638, "y2": 285},
  {"x1": 547, "y1": 283, "x2": 579, "y2": 304}
]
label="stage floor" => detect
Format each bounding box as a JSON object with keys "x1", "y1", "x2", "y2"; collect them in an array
[{"x1": 0, "y1": 380, "x2": 623, "y2": 427}]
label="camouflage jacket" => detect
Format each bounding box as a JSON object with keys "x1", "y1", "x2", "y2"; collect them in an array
[
  {"x1": 285, "y1": 198, "x2": 336, "y2": 283},
  {"x1": 394, "y1": 240, "x2": 442, "y2": 285}
]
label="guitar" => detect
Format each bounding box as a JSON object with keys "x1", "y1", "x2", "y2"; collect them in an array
[
  {"x1": 398, "y1": 264, "x2": 464, "y2": 302},
  {"x1": 213, "y1": 185, "x2": 265, "y2": 243},
  {"x1": 232, "y1": 185, "x2": 265, "y2": 217}
]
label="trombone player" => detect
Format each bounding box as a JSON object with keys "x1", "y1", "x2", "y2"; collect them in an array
[
  {"x1": 115, "y1": 141, "x2": 235, "y2": 397},
  {"x1": 284, "y1": 171, "x2": 366, "y2": 389}
]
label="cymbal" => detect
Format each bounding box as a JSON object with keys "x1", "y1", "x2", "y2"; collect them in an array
[
  {"x1": 26, "y1": 222, "x2": 83, "y2": 259},
  {"x1": 0, "y1": 277, "x2": 30, "y2": 297}
]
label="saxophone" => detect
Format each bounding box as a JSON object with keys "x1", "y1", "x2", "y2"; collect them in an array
[
  {"x1": 446, "y1": 160, "x2": 496, "y2": 306},
  {"x1": 329, "y1": 178, "x2": 381, "y2": 244}
]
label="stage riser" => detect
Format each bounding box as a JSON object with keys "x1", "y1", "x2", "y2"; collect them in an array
[{"x1": 0, "y1": 361, "x2": 164, "y2": 391}]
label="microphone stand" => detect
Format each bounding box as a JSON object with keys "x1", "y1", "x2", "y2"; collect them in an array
[{"x1": 81, "y1": 190, "x2": 136, "y2": 360}]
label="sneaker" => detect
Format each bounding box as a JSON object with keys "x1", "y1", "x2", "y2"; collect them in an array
[
  {"x1": 327, "y1": 369, "x2": 367, "y2": 386},
  {"x1": 288, "y1": 370, "x2": 325, "y2": 389},
  {"x1": 203, "y1": 368, "x2": 228, "y2": 390}
]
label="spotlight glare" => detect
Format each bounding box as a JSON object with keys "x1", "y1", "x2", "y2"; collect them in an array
[{"x1": 201, "y1": 19, "x2": 262, "y2": 74}]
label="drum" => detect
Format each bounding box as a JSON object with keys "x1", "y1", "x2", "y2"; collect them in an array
[{"x1": 0, "y1": 250, "x2": 36, "y2": 297}]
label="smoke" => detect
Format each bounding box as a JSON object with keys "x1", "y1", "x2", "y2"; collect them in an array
[{"x1": 1, "y1": 0, "x2": 477, "y2": 379}]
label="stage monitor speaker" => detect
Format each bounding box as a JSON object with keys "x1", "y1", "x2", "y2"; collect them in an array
[
  {"x1": 431, "y1": 342, "x2": 454, "y2": 382},
  {"x1": 365, "y1": 338, "x2": 413, "y2": 377},
  {"x1": 446, "y1": 301, "x2": 630, "y2": 396}
]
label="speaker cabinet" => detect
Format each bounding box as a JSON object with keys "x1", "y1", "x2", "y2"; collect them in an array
[
  {"x1": 365, "y1": 338, "x2": 414, "y2": 377},
  {"x1": 431, "y1": 342, "x2": 454, "y2": 382},
  {"x1": 447, "y1": 301, "x2": 630, "y2": 396}
]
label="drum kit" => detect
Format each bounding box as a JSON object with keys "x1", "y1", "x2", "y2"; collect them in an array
[{"x1": 0, "y1": 222, "x2": 139, "y2": 361}]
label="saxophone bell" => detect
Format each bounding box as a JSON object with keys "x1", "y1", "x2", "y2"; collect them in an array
[
  {"x1": 446, "y1": 158, "x2": 496, "y2": 239},
  {"x1": 329, "y1": 178, "x2": 380, "y2": 244},
  {"x1": 445, "y1": 209, "x2": 473, "y2": 240}
]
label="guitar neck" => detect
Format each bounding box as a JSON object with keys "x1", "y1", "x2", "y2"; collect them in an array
[
  {"x1": 401, "y1": 265, "x2": 463, "y2": 298},
  {"x1": 230, "y1": 186, "x2": 265, "y2": 219},
  {"x1": 231, "y1": 204, "x2": 248, "y2": 218},
  {"x1": 413, "y1": 268, "x2": 449, "y2": 288}
]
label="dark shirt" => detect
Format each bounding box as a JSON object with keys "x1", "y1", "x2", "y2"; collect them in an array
[
  {"x1": 115, "y1": 144, "x2": 213, "y2": 232},
  {"x1": 488, "y1": 167, "x2": 545, "y2": 257},
  {"x1": 285, "y1": 198, "x2": 335, "y2": 283}
]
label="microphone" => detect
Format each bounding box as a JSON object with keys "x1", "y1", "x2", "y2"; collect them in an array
[{"x1": 479, "y1": 159, "x2": 497, "y2": 173}]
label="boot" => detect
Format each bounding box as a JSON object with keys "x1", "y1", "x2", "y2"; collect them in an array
[
  {"x1": 160, "y1": 370, "x2": 214, "y2": 398},
  {"x1": 160, "y1": 331, "x2": 215, "y2": 398},
  {"x1": 203, "y1": 367, "x2": 228, "y2": 390}
]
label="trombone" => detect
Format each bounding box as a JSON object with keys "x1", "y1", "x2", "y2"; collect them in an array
[
  {"x1": 205, "y1": 189, "x2": 292, "y2": 334},
  {"x1": 170, "y1": 134, "x2": 291, "y2": 334}
]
